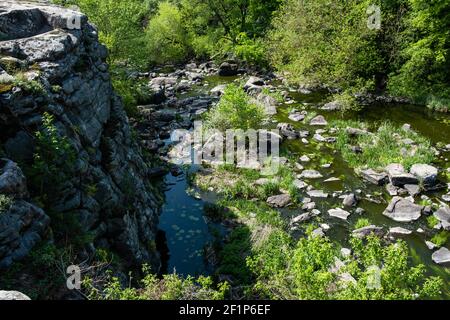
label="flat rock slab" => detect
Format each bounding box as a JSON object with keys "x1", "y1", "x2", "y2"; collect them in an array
[
  {"x1": 353, "y1": 225, "x2": 384, "y2": 239},
  {"x1": 410, "y1": 164, "x2": 438, "y2": 186},
  {"x1": 288, "y1": 113, "x2": 305, "y2": 122},
  {"x1": 267, "y1": 194, "x2": 291, "y2": 208},
  {"x1": 0, "y1": 291, "x2": 30, "y2": 300},
  {"x1": 383, "y1": 196, "x2": 423, "y2": 222},
  {"x1": 434, "y1": 206, "x2": 450, "y2": 231},
  {"x1": 431, "y1": 247, "x2": 450, "y2": 266},
  {"x1": 309, "y1": 115, "x2": 328, "y2": 126},
  {"x1": 307, "y1": 190, "x2": 329, "y2": 198},
  {"x1": 389, "y1": 227, "x2": 412, "y2": 237},
  {"x1": 300, "y1": 170, "x2": 323, "y2": 179},
  {"x1": 361, "y1": 169, "x2": 388, "y2": 186},
  {"x1": 328, "y1": 208, "x2": 351, "y2": 220}
]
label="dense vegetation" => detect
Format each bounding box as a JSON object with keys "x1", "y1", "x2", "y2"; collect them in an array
[{"x1": 54, "y1": 0, "x2": 449, "y2": 111}]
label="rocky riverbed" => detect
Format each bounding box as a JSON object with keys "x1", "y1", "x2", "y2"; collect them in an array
[{"x1": 129, "y1": 59, "x2": 450, "y2": 296}]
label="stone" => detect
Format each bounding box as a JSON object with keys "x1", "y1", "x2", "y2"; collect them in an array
[
  {"x1": 256, "y1": 93, "x2": 277, "y2": 115},
  {"x1": 0, "y1": 291, "x2": 31, "y2": 300},
  {"x1": 328, "y1": 208, "x2": 351, "y2": 220},
  {"x1": 288, "y1": 113, "x2": 305, "y2": 122},
  {"x1": 307, "y1": 190, "x2": 328, "y2": 198},
  {"x1": 389, "y1": 227, "x2": 412, "y2": 237},
  {"x1": 293, "y1": 179, "x2": 308, "y2": 190},
  {"x1": 386, "y1": 183, "x2": 400, "y2": 196},
  {"x1": 0, "y1": 159, "x2": 28, "y2": 197},
  {"x1": 425, "y1": 241, "x2": 438, "y2": 250},
  {"x1": 434, "y1": 206, "x2": 450, "y2": 231},
  {"x1": 210, "y1": 84, "x2": 227, "y2": 96},
  {"x1": 341, "y1": 248, "x2": 352, "y2": 258},
  {"x1": 299, "y1": 155, "x2": 310, "y2": 162},
  {"x1": 322, "y1": 101, "x2": 341, "y2": 111},
  {"x1": 244, "y1": 76, "x2": 264, "y2": 92},
  {"x1": 309, "y1": 115, "x2": 328, "y2": 126},
  {"x1": 300, "y1": 170, "x2": 323, "y2": 179},
  {"x1": 277, "y1": 123, "x2": 298, "y2": 139},
  {"x1": 312, "y1": 227, "x2": 325, "y2": 238},
  {"x1": 342, "y1": 193, "x2": 357, "y2": 207},
  {"x1": 442, "y1": 194, "x2": 450, "y2": 202},
  {"x1": 431, "y1": 247, "x2": 450, "y2": 266},
  {"x1": 291, "y1": 211, "x2": 319, "y2": 224},
  {"x1": 361, "y1": 169, "x2": 388, "y2": 186},
  {"x1": 352, "y1": 225, "x2": 384, "y2": 239},
  {"x1": 385, "y1": 163, "x2": 419, "y2": 186},
  {"x1": 267, "y1": 194, "x2": 291, "y2": 208},
  {"x1": 410, "y1": 164, "x2": 438, "y2": 186},
  {"x1": 383, "y1": 197, "x2": 423, "y2": 222},
  {"x1": 218, "y1": 61, "x2": 238, "y2": 76},
  {"x1": 404, "y1": 184, "x2": 421, "y2": 197},
  {"x1": 346, "y1": 127, "x2": 368, "y2": 137}
]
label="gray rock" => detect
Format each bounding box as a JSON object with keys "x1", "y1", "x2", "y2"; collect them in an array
[
  {"x1": 383, "y1": 197, "x2": 423, "y2": 222},
  {"x1": 386, "y1": 163, "x2": 419, "y2": 186},
  {"x1": 0, "y1": 159, "x2": 28, "y2": 198},
  {"x1": 431, "y1": 247, "x2": 450, "y2": 266},
  {"x1": 300, "y1": 170, "x2": 323, "y2": 179},
  {"x1": 410, "y1": 164, "x2": 438, "y2": 186},
  {"x1": 342, "y1": 193, "x2": 357, "y2": 207},
  {"x1": 277, "y1": 123, "x2": 298, "y2": 139},
  {"x1": 322, "y1": 101, "x2": 341, "y2": 111},
  {"x1": 353, "y1": 225, "x2": 384, "y2": 239},
  {"x1": 293, "y1": 179, "x2": 308, "y2": 190},
  {"x1": 267, "y1": 194, "x2": 291, "y2": 208},
  {"x1": 210, "y1": 84, "x2": 227, "y2": 96},
  {"x1": 361, "y1": 169, "x2": 388, "y2": 186},
  {"x1": 291, "y1": 211, "x2": 319, "y2": 224},
  {"x1": 307, "y1": 190, "x2": 329, "y2": 198},
  {"x1": 0, "y1": 291, "x2": 31, "y2": 300},
  {"x1": 218, "y1": 61, "x2": 238, "y2": 76},
  {"x1": 256, "y1": 93, "x2": 277, "y2": 115},
  {"x1": 309, "y1": 115, "x2": 328, "y2": 126},
  {"x1": 425, "y1": 241, "x2": 438, "y2": 250},
  {"x1": 299, "y1": 155, "x2": 310, "y2": 162},
  {"x1": 328, "y1": 208, "x2": 351, "y2": 220},
  {"x1": 404, "y1": 184, "x2": 421, "y2": 197},
  {"x1": 389, "y1": 227, "x2": 412, "y2": 237},
  {"x1": 434, "y1": 206, "x2": 450, "y2": 231},
  {"x1": 288, "y1": 112, "x2": 305, "y2": 122}
]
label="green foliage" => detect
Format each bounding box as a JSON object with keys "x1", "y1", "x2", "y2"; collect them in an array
[
  {"x1": 427, "y1": 215, "x2": 440, "y2": 229},
  {"x1": 13, "y1": 73, "x2": 46, "y2": 95},
  {"x1": 0, "y1": 194, "x2": 12, "y2": 213},
  {"x1": 268, "y1": 0, "x2": 381, "y2": 91},
  {"x1": 354, "y1": 218, "x2": 371, "y2": 229},
  {"x1": 204, "y1": 84, "x2": 265, "y2": 131},
  {"x1": 431, "y1": 231, "x2": 449, "y2": 247},
  {"x1": 29, "y1": 113, "x2": 76, "y2": 204},
  {"x1": 388, "y1": 0, "x2": 450, "y2": 108},
  {"x1": 54, "y1": 0, "x2": 151, "y2": 67},
  {"x1": 332, "y1": 90, "x2": 362, "y2": 112},
  {"x1": 84, "y1": 265, "x2": 229, "y2": 300},
  {"x1": 145, "y1": 2, "x2": 190, "y2": 64},
  {"x1": 333, "y1": 120, "x2": 435, "y2": 170}
]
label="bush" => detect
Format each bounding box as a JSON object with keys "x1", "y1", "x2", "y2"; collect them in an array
[{"x1": 204, "y1": 84, "x2": 265, "y2": 132}]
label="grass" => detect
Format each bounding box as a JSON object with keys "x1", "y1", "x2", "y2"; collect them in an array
[
  {"x1": 332, "y1": 120, "x2": 435, "y2": 170},
  {"x1": 431, "y1": 231, "x2": 449, "y2": 247},
  {"x1": 354, "y1": 218, "x2": 371, "y2": 229},
  {"x1": 427, "y1": 215, "x2": 440, "y2": 229}
]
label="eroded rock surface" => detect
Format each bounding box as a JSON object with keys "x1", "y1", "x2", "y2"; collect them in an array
[{"x1": 0, "y1": 2, "x2": 162, "y2": 269}]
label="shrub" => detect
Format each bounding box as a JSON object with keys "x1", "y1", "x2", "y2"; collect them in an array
[{"x1": 204, "y1": 84, "x2": 265, "y2": 132}]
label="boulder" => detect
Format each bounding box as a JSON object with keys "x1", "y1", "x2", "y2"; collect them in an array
[
  {"x1": 244, "y1": 76, "x2": 264, "y2": 92},
  {"x1": 321, "y1": 101, "x2": 341, "y2": 111},
  {"x1": 309, "y1": 115, "x2": 328, "y2": 126},
  {"x1": 267, "y1": 194, "x2": 291, "y2": 208},
  {"x1": 0, "y1": 291, "x2": 31, "y2": 300},
  {"x1": 386, "y1": 163, "x2": 419, "y2": 186},
  {"x1": 383, "y1": 197, "x2": 423, "y2": 222},
  {"x1": 218, "y1": 62, "x2": 238, "y2": 76},
  {"x1": 277, "y1": 123, "x2": 298, "y2": 139},
  {"x1": 410, "y1": 164, "x2": 438, "y2": 186},
  {"x1": 434, "y1": 206, "x2": 450, "y2": 231},
  {"x1": 0, "y1": 159, "x2": 28, "y2": 198},
  {"x1": 210, "y1": 84, "x2": 227, "y2": 96},
  {"x1": 431, "y1": 247, "x2": 450, "y2": 266},
  {"x1": 328, "y1": 208, "x2": 351, "y2": 220},
  {"x1": 307, "y1": 190, "x2": 329, "y2": 198},
  {"x1": 353, "y1": 225, "x2": 384, "y2": 239},
  {"x1": 342, "y1": 193, "x2": 357, "y2": 207},
  {"x1": 288, "y1": 112, "x2": 305, "y2": 122},
  {"x1": 300, "y1": 170, "x2": 323, "y2": 179},
  {"x1": 389, "y1": 227, "x2": 412, "y2": 237},
  {"x1": 361, "y1": 169, "x2": 388, "y2": 186}
]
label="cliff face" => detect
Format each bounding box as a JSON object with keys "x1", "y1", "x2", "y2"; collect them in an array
[{"x1": 0, "y1": 1, "x2": 162, "y2": 269}]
